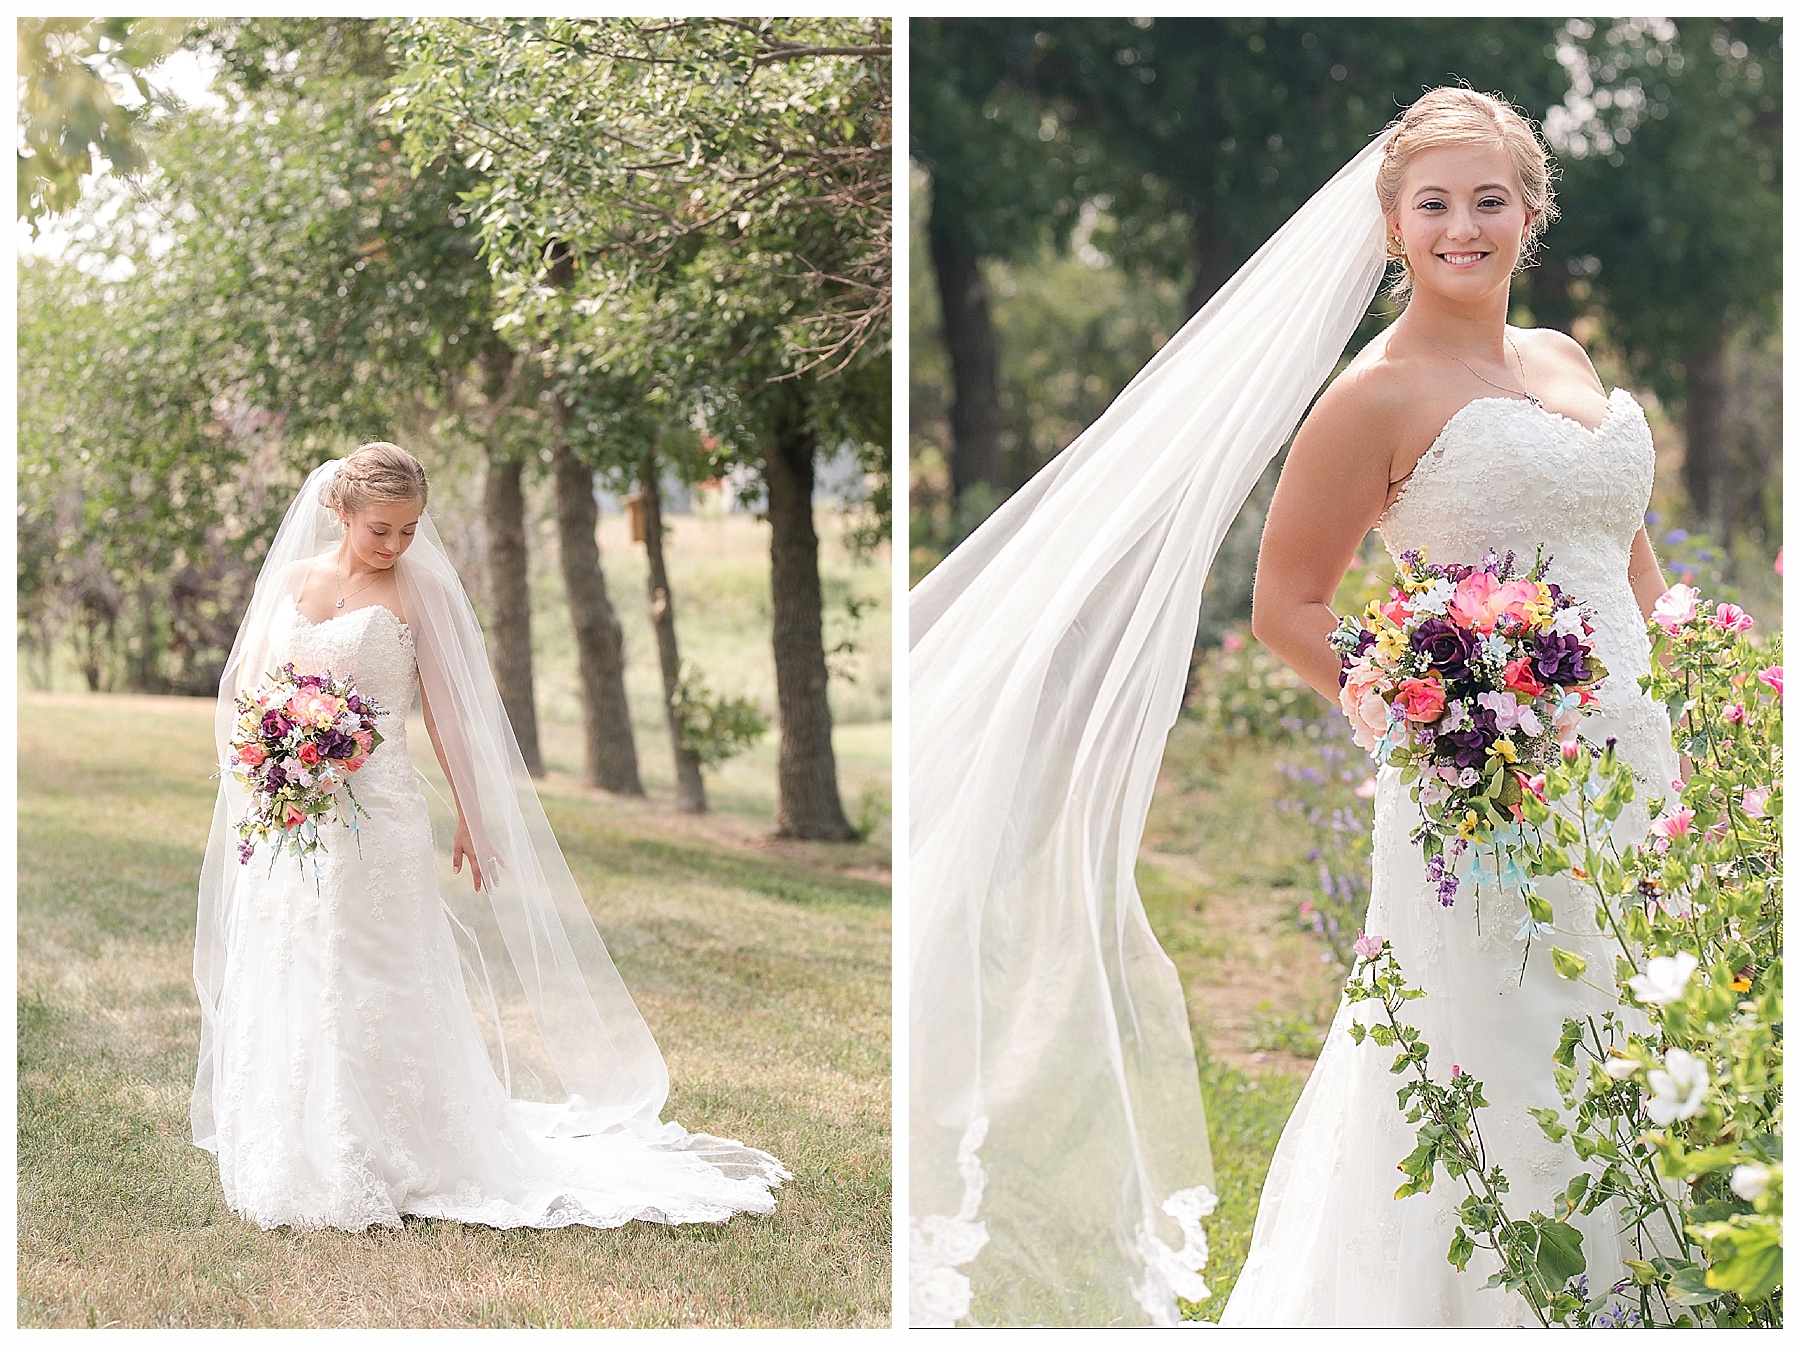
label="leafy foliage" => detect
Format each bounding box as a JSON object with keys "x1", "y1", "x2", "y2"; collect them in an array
[{"x1": 1353, "y1": 593, "x2": 1782, "y2": 1326}]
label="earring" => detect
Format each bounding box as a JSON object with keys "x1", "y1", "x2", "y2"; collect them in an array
[{"x1": 1386, "y1": 232, "x2": 1407, "y2": 262}]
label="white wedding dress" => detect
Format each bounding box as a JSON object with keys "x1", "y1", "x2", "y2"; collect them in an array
[
  {"x1": 1222, "y1": 389, "x2": 1679, "y2": 1325},
  {"x1": 203, "y1": 592, "x2": 788, "y2": 1232}
]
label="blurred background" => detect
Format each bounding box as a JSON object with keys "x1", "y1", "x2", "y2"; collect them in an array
[{"x1": 909, "y1": 18, "x2": 1780, "y2": 1317}]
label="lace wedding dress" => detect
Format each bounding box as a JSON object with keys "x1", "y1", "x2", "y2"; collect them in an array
[
  {"x1": 1222, "y1": 389, "x2": 1678, "y2": 1325},
  {"x1": 203, "y1": 592, "x2": 789, "y2": 1232}
]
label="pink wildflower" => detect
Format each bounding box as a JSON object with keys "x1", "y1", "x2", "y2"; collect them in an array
[
  {"x1": 1723, "y1": 702, "x2": 1747, "y2": 725},
  {"x1": 1651, "y1": 584, "x2": 1701, "y2": 632},
  {"x1": 1757, "y1": 666, "x2": 1783, "y2": 698},
  {"x1": 1711, "y1": 603, "x2": 1754, "y2": 633},
  {"x1": 1650, "y1": 808, "x2": 1695, "y2": 851},
  {"x1": 1352, "y1": 930, "x2": 1385, "y2": 960},
  {"x1": 1741, "y1": 786, "x2": 1772, "y2": 820},
  {"x1": 1222, "y1": 631, "x2": 1246, "y2": 654},
  {"x1": 1451, "y1": 1064, "x2": 1463, "y2": 1080}
]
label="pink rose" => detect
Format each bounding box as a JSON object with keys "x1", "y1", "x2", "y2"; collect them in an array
[
  {"x1": 1757, "y1": 666, "x2": 1783, "y2": 698},
  {"x1": 1741, "y1": 786, "x2": 1772, "y2": 820},
  {"x1": 1339, "y1": 661, "x2": 1390, "y2": 752},
  {"x1": 236, "y1": 743, "x2": 266, "y2": 768},
  {"x1": 298, "y1": 742, "x2": 321, "y2": 766},
  {"x1": 1712, "y1": 603, "x2": 1754, "y2": 633},
  {"x1": 1393, "y1": 675, "x2": 1447, "y2": 723},
  {"x1": 1652, "y1": 583, "x2": 1701, "y2": 632}
]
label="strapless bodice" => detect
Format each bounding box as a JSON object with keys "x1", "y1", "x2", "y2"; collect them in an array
[
  {"x1": 271, "y1": 594, "x2": 418, "y2": 788},
  {"x1": 1377, "y1": 387, "x2": 1673, "y2": 784}
]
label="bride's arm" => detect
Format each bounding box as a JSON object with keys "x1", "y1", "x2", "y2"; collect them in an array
[
  {"x1": 1251, "y1": 375, "x2": 1395, "y2": 702},
  {"x1": 420, "y1": 682, "x2": 487, "y2": 892},
  {"x1": 1627, "y1": 525, "x2": 1669, "y2": 622}
]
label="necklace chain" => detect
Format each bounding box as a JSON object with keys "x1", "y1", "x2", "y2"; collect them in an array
[
  {"x1": 335, "y1": 557, "x2": 383, "y2": 609},
  {"x1": 1417, "y1": 329, "x2": 1543, "y2": 409}
]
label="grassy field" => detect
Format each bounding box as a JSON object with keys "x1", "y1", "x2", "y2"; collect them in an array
[
  {"x1": 1137, "y1": 718, "x2": 1350, "y2": 1320},
  {"x1": 17, "y1": 691, "x2": 891, "y2": 1328}
]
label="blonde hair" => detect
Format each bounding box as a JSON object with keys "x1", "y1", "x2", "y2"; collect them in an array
[
  {"x1": 1377, "y1": 88, "x2": 1558, "y2": 298},
  {"x1": 320, "y1": 441, "x2": 429, "y2": 515}
]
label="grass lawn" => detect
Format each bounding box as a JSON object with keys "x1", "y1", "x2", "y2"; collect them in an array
[
  {"x1": 1138, "y1": 718, "x2": 1352, "y2": 1320},
  {"x1": 17, "y1": 691, "x2": 891, "y2": 1328}
]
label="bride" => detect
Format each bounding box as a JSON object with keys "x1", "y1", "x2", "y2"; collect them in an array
[
  {"x1": 910, "y1": 89, "x2": 1676, "y2": 1326},
  {"x1": 193, "y1": 442, "x2": 788, "y2": 1232}
]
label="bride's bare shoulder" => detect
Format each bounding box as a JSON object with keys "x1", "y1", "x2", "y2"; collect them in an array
[
  {"x1": 1512, "y1": 324, "x2": 1607, "y2": 394},
  {"x1": 1297, "y1": 332, "x2": 1418, "y2": 455}
]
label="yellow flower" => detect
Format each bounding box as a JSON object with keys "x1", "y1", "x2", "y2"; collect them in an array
[
  {"x1": 1376, "y1": 627, "x2": 1407, "y2": 660},
  {"x1": 1456, "y1": 810, "x2": 1483, "y2": 842},
  {"x1": 1489, "y1": 738, "x2": 1519, "y2": 763},
  {"x1": 1731, "y1": 971, "x2": 1753, "y2": 993}
]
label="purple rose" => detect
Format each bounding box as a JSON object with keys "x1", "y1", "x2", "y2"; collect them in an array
[
  {"x1": 1531, "y1": 632, "x2": 1590, "y2": 684},
  {"x1": 1412, "y1": 618, "x2": 1479, "y2": 682},
  {"x1": 261, "y1": 709, "x2": 292, "y2": 740}
]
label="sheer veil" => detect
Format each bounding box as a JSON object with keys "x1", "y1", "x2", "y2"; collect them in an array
[
  {"x1": 194, "y1": 459, "x2": 783, "y2": 1188},
  {"x1": 909, "y1": 133, "x2": 1392, "y2": 1325}
]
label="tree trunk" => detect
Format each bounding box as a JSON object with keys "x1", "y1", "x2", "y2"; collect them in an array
[
  {"x1": 552, "y1": 438, "x2": 642, "y2": 796},
  {"x1": 1183, "y1": 211, "x2": 1239, "y2": 318},
  {"x1": 639, "y1": 450, "x2": 708, "y2": 814},
  {"x1": 929, "y1": 218, "x2": 1003, "y2": 508},
  {"x1": 1682, "y1": 327, "x2": 1729, "y2": 539},
  {"x1": 763, "y1": 387, "x2": 857, "y2": 840},
  {"x1": 483, "y1": 446, "x2": 542, "y2": 776}
]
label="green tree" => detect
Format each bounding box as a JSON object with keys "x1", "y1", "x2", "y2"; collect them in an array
[
  {"x1": 387, "y1": 17, "x2": 891, "y2": 840},
  {"x1": 18, "y1": 17, "x2": 183, "y2": 228}
]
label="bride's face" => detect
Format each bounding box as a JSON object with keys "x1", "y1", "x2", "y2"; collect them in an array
[
  {"x1": 339, "y1": 498, "x2": 423, "y2": 571},
  {"x1": 1389, "y1": 142, "x2": 1532, "y2": 302}
]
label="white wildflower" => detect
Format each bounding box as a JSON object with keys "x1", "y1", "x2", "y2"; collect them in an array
[
  {"x1": 1645, "y1": 1048, "x2": 1710, "y2": 1125},
  {"x1": 1730, "y1": 1164, "x2": 1773, "y2": 1201},
  {"x1": 1628, "y1": 951, "x2": 1699, "y2": 1006}
]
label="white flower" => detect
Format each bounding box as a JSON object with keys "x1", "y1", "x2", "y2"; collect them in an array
[
  {"x1": 1602, "y1": 1055, "x2": 1640, "y2": 1080},
  {"x1": 1730, "y1": 1164, "x2": 1773, "y2": 1201},
  {"x1": 1628, "y1": 951, "x2": 1699, "y2": 1006},
  {"x1": 1646, "y1": 1048, "x2": 1710, "y2": 1125},
  {"x1": 1551, "y1": 606, "x2": 1585, "y2": 637},
  {"x1": 1478, "y1": 633, "x2": 1510, "y2": 667},
  {"x1": 1413, "y1": 578, "x2": 1455, "y2": 616},
  {"x1": 1458, "y1": 767, "x2": 1480, "y2": 788}
]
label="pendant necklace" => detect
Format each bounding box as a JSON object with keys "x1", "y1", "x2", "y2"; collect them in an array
[
  {"x1": 336, "y1": 559, "x2": 381, "y2": 609},
  {"x1": 1420, "y1": 329, "x2": 1543, "y2": 409}
]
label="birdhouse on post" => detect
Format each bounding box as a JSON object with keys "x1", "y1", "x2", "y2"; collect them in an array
[{"x1": 624, "y1": 491, "x2": 646, "y2": 544}]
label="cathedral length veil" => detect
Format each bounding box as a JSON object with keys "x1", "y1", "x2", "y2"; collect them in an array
[
  {"x1": 909, "y1": 134, "x2": 1392, "y2": 1325},
  {"x1": 194, "y1": 459, "x2": 779, "y2": 1184}
]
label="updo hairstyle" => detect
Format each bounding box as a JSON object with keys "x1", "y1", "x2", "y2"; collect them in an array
[
  {"x1": 320, "y1": 441, "x2": 429, "y2": 517},
  {"x1": 1376, "y1": 88, "x2": 1558, "y2": 298}
]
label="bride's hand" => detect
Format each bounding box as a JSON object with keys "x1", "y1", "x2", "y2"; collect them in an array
[{"x1": 452, "y1": 817, "x2": 485, "y2": 891}]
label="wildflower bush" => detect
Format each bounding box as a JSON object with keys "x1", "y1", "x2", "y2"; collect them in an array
[
  {"x1": 1274, "y1": 713, "x2": 1375, "y2": 975},
  {"x1": 1349, "y1": 588, "x2": 1782, "y2": 1326}
]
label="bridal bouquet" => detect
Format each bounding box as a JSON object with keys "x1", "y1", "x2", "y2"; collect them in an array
[
  {"x1": 1328, "y1": 546, "x2": 1607, "y2": 904},
  {"x1": 226, "y1": 663, "x2": 385, "y2": 866}
]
